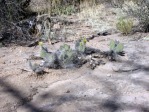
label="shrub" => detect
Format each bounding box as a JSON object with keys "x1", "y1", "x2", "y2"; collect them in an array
[
  {"x1": 52, "y1": 5, "x2": 76, "y2": 15},
  {"x1": 122, "y1": 0, "x2": 149, "y2": 32},
  {"x1": 111, "y1": 0, "x2": 124, "y2": 8},
  {"x1": 116, "y1": 17, "x2": 133, "y2": 35}
]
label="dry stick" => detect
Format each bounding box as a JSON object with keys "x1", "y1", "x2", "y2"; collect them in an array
[{"x1": 49, "y1": 0, "x2": 52, "y2": 44}]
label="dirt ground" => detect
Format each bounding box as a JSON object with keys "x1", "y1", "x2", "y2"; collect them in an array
[{"x1": 1, "y1": 4, "x2": 149, "y2": 112}]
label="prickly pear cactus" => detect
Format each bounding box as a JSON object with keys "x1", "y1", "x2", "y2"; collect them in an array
[
  {"x1": 57, "y1": 44, "x2": 76, "y2": 68},
  {"x1": 75, "y1": 38, "x2": 87, "y2": 53},
  {"x1": 109, "y1": 40, "x2": 124, "y2": 53},
  {"x1": 115, "y1": 43, "x2": 124, "y2": 53},
  {"x1": 60, "y1": 44, "x2": 70, "y2": 51},
  {"x1": 109, "y1": 40, "x2": 116, "y2": 51},
  {"x1": 44, "y1": 53, "x2": 56, "y2": 63},
  {"x1": 39, "y1": 42, "x2": 47, "y2": 59},
  {"x1": 38, "y1": 42, "x2": 57, "y2": 66}
]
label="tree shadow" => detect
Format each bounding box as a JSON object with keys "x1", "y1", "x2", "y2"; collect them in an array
[
  {"x1": 116, "y1": 59, "x2": 149, "y2": 73},
  {"x1": 37, "y1": 75, "x2": 149, "y2": 112},
  {"x1": 0, "y1": 78, "x2": 45, "y2": 112},
  {"x1": 1, "y1": 64, "x2": 149, "y2": 112}
]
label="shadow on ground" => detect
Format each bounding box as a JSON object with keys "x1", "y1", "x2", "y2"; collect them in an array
[{"x1": 1, "y1": 66, "x2": 149, "y2": 112}]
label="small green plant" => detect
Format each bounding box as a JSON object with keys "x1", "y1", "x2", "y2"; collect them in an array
[
  {"x1": 116, "y1": 18, "x2": 133, "y2": 35},
  {"x1": 75, "y1": 37, "x2": 87, "y2": 53},
  {"x1": 39, "y1": 42, "x2": 54, "y2": 62},
  {"x1": 60, "y1": 44, "x2": 71, "y2": 51},
  {"x1": 58, "y1": 44, "x2": 75, "y2": 68},
  {"x1": 39, "y1": 42, "x2": 47, "y2": 59},
  {"x1": 109, "y1": 40, "x2": 124, "y2": 61},
  {"x1": 110, "y1": 40, "x2": 124, "y2": 53}
]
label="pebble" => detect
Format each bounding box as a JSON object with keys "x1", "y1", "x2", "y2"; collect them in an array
[
  {"x1": 107, "y1": 74, "x2": 111, "y2": 77},
  {"x1": 66, "y1": 90, "x2": 70, "y2": 93},
  {"x1": 100, "y1": 92, "x2": 103, "y2": 94}
]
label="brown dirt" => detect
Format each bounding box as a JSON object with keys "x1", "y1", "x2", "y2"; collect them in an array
[
  {"x1": 1, "y1": 4, "x2": 149, "y2": 112},
  {"x1": 1, "y1": 33, "x2": 149, "y2": 112}
]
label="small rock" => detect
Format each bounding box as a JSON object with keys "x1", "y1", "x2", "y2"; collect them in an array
[
  {"x1": 107, "y1": 74, "x2": 111, "y2": 77},
  {"x1": 66, "y1": 90, "x2": 70, "y2": 93},
  {"x1": 100, "y1": 92, "x2": 103, "y2": 94}
]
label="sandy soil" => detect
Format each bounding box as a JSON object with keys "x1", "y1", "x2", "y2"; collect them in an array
[
  {"x1": 1, "y1": 32, "x2": 149, "y2": 112},
  {"x1": 1, "y1": 4, "x2": 149, "y2": 112}
]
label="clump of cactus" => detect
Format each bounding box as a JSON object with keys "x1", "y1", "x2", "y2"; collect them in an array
[
  {"x1": 39, "y1": 42, "x2": 49, "y2": 59},
  {"x1": 39, "y1": 42, "x2": 57, "y2": 68},
  {"x1": 109, "y1": 40, "x2": 124, "y2": 60},
  {"x1": 75, "y1": 37, "x2": 87, "y2": 53},
  {"x1": 116, "y1": 18, "x2": 133, "y2": 35},
  {"x1": 57, "y1": 44, "x2": 76, "y2": 68}
]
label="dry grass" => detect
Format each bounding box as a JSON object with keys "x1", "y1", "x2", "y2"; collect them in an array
[
  {"x1": 122, "y1": 0, "x2": 149, "y2": 31},
  {"x1": 77, "y1": 4, "x2": 118, "y2": 32},
  {"x1": 27, "y1": 0, "x2": 51, "y2": 14},
  {"x1": 26, "y1": 0, "x2": 98, "y2": 15}
]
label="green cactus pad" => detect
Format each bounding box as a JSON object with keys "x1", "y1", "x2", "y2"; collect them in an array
[
  {"x1": 115, "y1": 43, "x2": 124, "y2": 53},
  {"x1": 109, "y1": 40, "x2": 124, "y2": 53},
  {"x1": 110, "y1": 40, "x2": 116, "y2": 51},
  {"x1": 75, "y1": 38, "x2": 87, "y2": 53}
]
